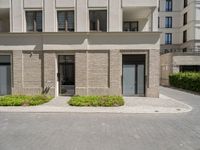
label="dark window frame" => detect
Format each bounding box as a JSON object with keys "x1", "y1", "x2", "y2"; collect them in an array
[
  {"x1": 89, "y1": 10, "x2": 107, "y2": 32},
  {"x1": 123, "y1": 21, "x2": 139, "y2": 32},
  {"x1": 183, "y1": 30, "x2": 187, "y2": 43},
  {"x1": 166, "y1": 0, "x2": 173, "y2": 11},
  {"x1": 183, "y1": 12, "x2": 187, "y2": 26},
  {"x1": 165, "y1": 33, "x2": 172, "y2": 44},
  {"x1": 180, "y1": 65, "x2": 200, "y2": 72},
  {"x1": 184, "y1": 0, "x2": 188, "y2": 8},
  {"x1": 57, "y1": 10, "x2": 75, "y2": 32},
  {"x1": 26, "y1": 11, "x2": 42, "y2": 32},
  {"x1": 165, "y1": 16, "x2": 172, "y2": 28}
]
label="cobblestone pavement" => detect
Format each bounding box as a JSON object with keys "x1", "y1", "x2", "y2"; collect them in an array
[{"x1": 0, "y1": 87, "x2": 200, "y2": 150}]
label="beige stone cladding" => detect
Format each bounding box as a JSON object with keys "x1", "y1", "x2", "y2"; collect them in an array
[
  {"x1": 160, "y1": 53, "x2": 173, "y2": 86},
  {"x1": 146, "y1": 49, "x2": 160, "y2": 97},
  {"x1": 10, "y1": 49, "x2": 159, "y2": 98},
  {"x1": 12, "y1": 50, "x2": 42, "y2": 95},
  {"x1": 43, "y1": 52, "x2": 56, "y2": 96}
]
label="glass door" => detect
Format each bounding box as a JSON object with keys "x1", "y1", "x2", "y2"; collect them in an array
[
  {"x1": 122, "y1": 55, "x2": 145, "y2": 96},
  {"x1": 0, "y1": 55, "x2": 11, "y2": 96},
  {"x1": 58, "y1": 55, "x2": 75, "y2": 96}
]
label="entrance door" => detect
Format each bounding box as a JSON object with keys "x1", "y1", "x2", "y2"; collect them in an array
[
  {"x1": 123, "y1": 64, "x2": 136, "y2": 96},
  {"x1": 122, "y1": 55, "x2": 145, "y2": 96},
  {"x1": 58, "y1": 55, "x2": 75, "y2": 96},
  {"x1": 0, "y1": 55, "x2": 11, "y2": 96}
]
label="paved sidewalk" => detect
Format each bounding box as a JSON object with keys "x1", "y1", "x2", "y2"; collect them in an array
[{"x1": 0, "y1": 94, "x2": 192, "y2": 113}]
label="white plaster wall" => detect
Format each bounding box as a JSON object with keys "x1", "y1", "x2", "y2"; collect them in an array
[
  {"x1": 109, "y1": 0, "x2": 122, "y2": 32},
  {"x1": 8, "y1": 0, "x2": 158, "y2": 32},
  {"x1": 56, "y1": 0, "x2": 75, "y2": 8},
  {"x1": 24, "y1": 0, "x2": 43, "y2": 8},
  {"x1": 11, "y1": 0, "x2": 24, "y2": 32},
  {"x1": 0, "y1": 0, "x2": 9, "y2": 8},
  {"x1": 122, "y1": 0, "x2": 157, "y2": 7},
  {"x1": 76, "y1": 0, "x2": 88, "y2": 32},
  {"x1": 88, "y1": 0, "x2": 108, "y2": 8},
  {"x1": 44, "y1": 0, "x2": 55, "y2": 32}
]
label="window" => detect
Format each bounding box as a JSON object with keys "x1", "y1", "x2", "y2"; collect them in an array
[
  {"x1": 89, "y1": 10, "x2": 107, "y2": 32},
  {"x1": 182, "y1": 48, "x2": 187, "y2": 52},
  {"x1": 57, "y1": 11, "x2": 74, "y2": 32},
  {"x1": 158, "y1": 17, "x2": 160, "y2": 28},
  {"x1": 123, "y1": 21, "x2": 139, "y2": 32},
  {"x1": 183, "y1": 30, "x2": 187, "y2": 43},
  {"x1": 26, "y1": 11, "x2": 42, "y2": 32},
  {"x1": 165, "y1": 33, "x2": 172, "y2": 44},
  {"x1": 165, "y1": 17, "x2": 172, "y2": 28},
  {"x1": 166, "y1": 0, "x2": 173, "y2": 11},
  {"x1": 183, "y1": 12, "x2": 187, "y2": 25},
  {"x1": 184, "y1": 0, "x2": 188, "y2": 8},
  {"x1": 180, "y1": 65, "x2": 200, "y2": 72}
]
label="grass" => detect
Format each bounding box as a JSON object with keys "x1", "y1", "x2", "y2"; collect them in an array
[
  {"x1": 0, "y1": 95, "x2": 53, "y2": 106},
  {"x1": 68, "y1": 96, "x2": 124, "y2": 107}
]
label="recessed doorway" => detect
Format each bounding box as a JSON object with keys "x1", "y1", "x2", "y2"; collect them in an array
[
  {"x1": 0, "y1": 55, "x2": 11, "y2": 96},
  {"x1": 57, "y1": 55, "x2": 75, "y2": 96},
  {"x1": 122, "y1": 54, "x2": 145, "y2": 96}
]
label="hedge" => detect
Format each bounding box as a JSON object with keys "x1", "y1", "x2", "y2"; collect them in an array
[
  {"x1": 169, "y1": 72, "x2": 200, "y2": 93},
  {"x1": 0, "y1": 95, "x2": 53, "y2": 106},
  {"x1": 68, "y1": 96, "x2": 124, "y2": 107}
]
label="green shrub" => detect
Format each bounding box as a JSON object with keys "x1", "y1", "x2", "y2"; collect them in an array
[
  {"x1": 68, "y1": 96, "x2": 124, "y2": 107},
  {"x1": 0, "y1": 95, "x2": 53, "y2": 106},
  {"x1": 169, "y1": 72, "x2": 200, "y2": 93}
]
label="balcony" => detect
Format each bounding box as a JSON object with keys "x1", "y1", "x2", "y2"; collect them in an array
[{"x1": 122, "y1": 5, "x2": 158, "y2": 32}]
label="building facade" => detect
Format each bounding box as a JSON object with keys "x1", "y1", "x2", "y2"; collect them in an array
[
  {"x1": 0, "y1": 0, "x2": 160, "y2": 97},
  {"x1": 159, "y1": 0, "x2": 200, "y2": 85}
]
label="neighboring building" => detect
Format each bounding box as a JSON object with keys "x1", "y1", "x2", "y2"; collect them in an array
[
  {"x1": 0, "y1": 0, "x2": 160, "y2": 97},
  {"x1": 159, "y1": 0, "x2": 200, "y2": 86}
]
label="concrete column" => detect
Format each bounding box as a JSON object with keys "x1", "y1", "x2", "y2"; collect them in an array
[
  {"x1": 11, "y1": 0, "x2": 24, "y2": 32},
  {"x1": 76, "y1": 0, "x2": 88, "y2": 32},
  {"x1": 109, "y1": 50, "x2": 121, "y2": 95},
  {"x1": 44, "y1": 0, "x2": 56, "y2": 32},
  {"x1": 108, "y1": 0, "x2": 122, "y2": 32},
  {"x1": 146, "y1": 49, "x2": 160, "y2": 98},
  {"x1": 75, "y1": 51, "x2": 88, "y2": 95},
  {"x1": 12, "y1": 50, "x2": 23, "y2": 94},
  {"x1": 152, "y1": 7, "x2": 158, "y2": 31}
]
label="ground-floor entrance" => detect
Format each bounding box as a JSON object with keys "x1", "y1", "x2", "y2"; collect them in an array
[
  {"x1": 57, "y1": 55, "x2": 75, "y2": 96},
  {"x1": 0, "y1": 55, "x2": 11, "y2": 96},
  {"x1": 122, "y1": 55, "x2": 145, "y2": 96}
]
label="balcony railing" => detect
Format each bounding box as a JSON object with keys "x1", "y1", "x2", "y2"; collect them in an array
[{"x1": 161, "y1": 48, "x2": 200, "y2": 55}]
